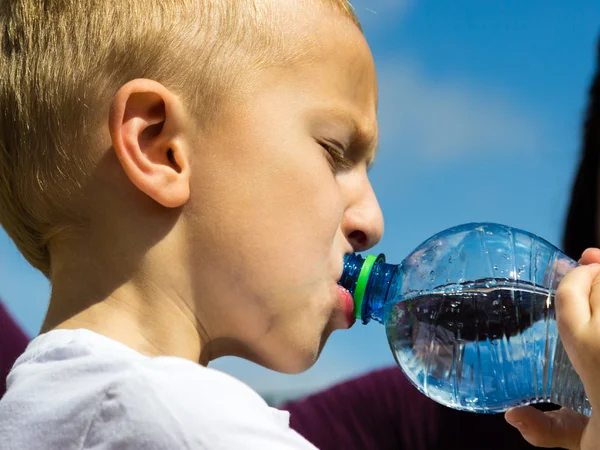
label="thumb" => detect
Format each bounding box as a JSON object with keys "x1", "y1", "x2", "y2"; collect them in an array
[{"x1": 505, "y1": 406, "x2": 588, "y2": 449}]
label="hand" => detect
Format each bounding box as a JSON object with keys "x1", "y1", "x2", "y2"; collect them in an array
[{"x1": 504, "y1": 248, "x2": 600, "y2": 449}]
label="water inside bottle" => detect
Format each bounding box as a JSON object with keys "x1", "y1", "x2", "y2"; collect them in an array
[{"x1": 386, "y1": 278, "x2": 591, "y2": 415}]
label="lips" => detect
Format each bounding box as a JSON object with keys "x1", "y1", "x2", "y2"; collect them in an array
[{"x1": 337, "y1": 284, "x2": 356, "y2": 327}]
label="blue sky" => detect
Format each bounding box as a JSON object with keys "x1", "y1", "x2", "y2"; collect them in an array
[{"x1": 1, "y1": 1, "x2": 599, "y2": 399}]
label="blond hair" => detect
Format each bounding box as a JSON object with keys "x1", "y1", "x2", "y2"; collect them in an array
[{"x1": 0, "y1": 0, "x2": 360, "y2": 277}]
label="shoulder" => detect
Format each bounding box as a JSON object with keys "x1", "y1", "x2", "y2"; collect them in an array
[
  {"x1": 87, "y1": 357, "x2": 317, "y2": 449},
  {"x1": 114, "y1": 357, "x2": 269, "y2": 419}
]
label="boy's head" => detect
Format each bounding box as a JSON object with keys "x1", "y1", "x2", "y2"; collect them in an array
[
  {"x1": 0, "y1": 0, "x2": 360, "y2": 276},
  {"x1": 1, "y1": 0, "x2": 384, "y2": 372}
]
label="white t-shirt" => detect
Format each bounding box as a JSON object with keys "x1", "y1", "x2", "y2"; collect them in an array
[{"x1": 0, "y1": 329, "x2": 318, "y2": 449}]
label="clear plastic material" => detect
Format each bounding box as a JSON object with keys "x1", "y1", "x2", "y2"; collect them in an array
[{"x1": 341, "y1": 223, "x2": 591, "y2": 415}]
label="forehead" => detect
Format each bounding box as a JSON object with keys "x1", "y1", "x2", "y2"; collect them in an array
[
  {"x1": 236, "y1": 2, "x2": 379, "y2": 162},
  {"x1": 304, "y1": 11, "x2": 379, "y2": 159}
]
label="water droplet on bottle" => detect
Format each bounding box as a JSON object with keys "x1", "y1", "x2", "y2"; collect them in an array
[
  {"x1": 465, "y1": 396, "x2": 479, "y2": 404},
  {"x1": 503, "y1": 253, "x2": 509, "y2": 260},
  {"x1": 493, "y1": 265, "x2": 499, "y2": 270}
]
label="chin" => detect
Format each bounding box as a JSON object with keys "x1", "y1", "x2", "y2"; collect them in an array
[
  {"x1": 279, "y1": 330, "x2": 334, "y2": 374},
  {"x1": 260, "y1": 350, "x2": 319, "y2": 375},
  {"x1": 256, "y1": 335, "x2": 331, "y2": 374}
]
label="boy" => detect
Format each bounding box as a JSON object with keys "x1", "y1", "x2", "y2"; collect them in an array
[
  {"x1": 0, "y1": 0, "x2": 383, "y2": 448},
  {"x1": 1, "y1": 2, "x2": 599, "y2": 450}
]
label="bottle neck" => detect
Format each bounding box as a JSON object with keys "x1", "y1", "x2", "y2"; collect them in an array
[{"x1": 340, "y1": 253, "x2": 401, "y2": 324}]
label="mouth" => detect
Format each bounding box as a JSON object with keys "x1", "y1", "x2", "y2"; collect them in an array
[{"x1": 336, "y1": 284, "x2": 356, "y2": 327}]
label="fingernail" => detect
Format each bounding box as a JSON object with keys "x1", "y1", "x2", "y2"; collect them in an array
[{"x1": 508, "y1": 420, "x2": 528, "y2": 432}]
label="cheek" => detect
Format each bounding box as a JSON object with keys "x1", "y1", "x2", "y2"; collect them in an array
[
  {"x1": 185, "y1": 132, "x2": 345, "y2": 317},
  {"x1": 235, "y1": 153, "x2": 344, "y2": 253},
  {"x1": 186, "y1": 159, "x2": 344, "y2": 287}
]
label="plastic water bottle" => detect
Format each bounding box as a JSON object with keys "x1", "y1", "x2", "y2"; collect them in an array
[{"x1": 340, "y1": 222, "x2": 591, "y2": 415}]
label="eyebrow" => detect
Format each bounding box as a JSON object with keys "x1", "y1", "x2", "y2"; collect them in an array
[
  {"x1": 322, "y1": 108, "x2": 379, "y2": 169},
  {"x1": 364, "y1": 134, "x2": 379, "y2": 170}
]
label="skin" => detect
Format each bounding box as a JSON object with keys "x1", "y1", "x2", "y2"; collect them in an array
[
  {"x1": 506, "y1": 248, "x2": 600, "y2": 449},
  {"x1": 41, "y1": 2, "x2": 383, "y2": 375}
]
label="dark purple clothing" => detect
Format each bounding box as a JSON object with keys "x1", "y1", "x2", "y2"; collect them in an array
[
  {"x1": 0, "y1": 302, "x2": 30, "y2": 398},
  {"x1": 284, "y1": 367, "x2": 559, "y2": 450}
]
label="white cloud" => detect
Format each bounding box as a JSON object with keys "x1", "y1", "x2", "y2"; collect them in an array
[
  {"x1": 375, "y1": 62, "x2": 544, "y2": 161},
  {"x1": 347, "y1": 2, "x2": 540, "y2": 161}
]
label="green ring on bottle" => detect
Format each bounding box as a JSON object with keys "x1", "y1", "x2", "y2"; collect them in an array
[{"x1": 353, "y1": 254, "x2": 385, "y2": 320}]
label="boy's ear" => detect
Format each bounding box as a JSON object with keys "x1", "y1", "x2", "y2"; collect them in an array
[{"x1": 109, "y1": 79, "x2": 191, "y2": 208}]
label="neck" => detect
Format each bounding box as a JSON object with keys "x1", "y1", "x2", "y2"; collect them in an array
[{"x1": 42, "y1": 235, "x2": 209, "y2": 365}]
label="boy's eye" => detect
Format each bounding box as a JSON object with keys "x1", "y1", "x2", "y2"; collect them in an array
[{"x1": 320, "y1": 141, "x2": 353, "y2": 172}]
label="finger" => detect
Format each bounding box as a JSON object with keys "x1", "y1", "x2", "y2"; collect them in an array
[
  {"x1": 505, "y1": 406, "x2": 588, "y2": 449},
  {"x1": 579, "y1": 248, "x2": 600, "y2": 265},
  {"x1": 591, "y1": 270, "x2": 600, "y2": 319},
  {"x1": 555, "y1": 265, "x2": 600, "y2": 332}
]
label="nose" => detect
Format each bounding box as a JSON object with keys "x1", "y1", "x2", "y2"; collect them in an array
[{"x1": 341, "y1": 174, "x2": 384, "y2": 253}]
